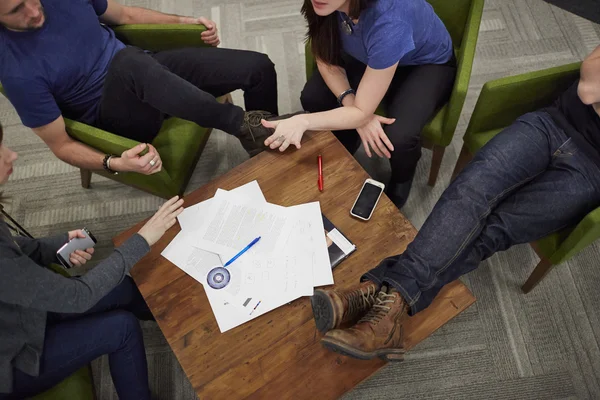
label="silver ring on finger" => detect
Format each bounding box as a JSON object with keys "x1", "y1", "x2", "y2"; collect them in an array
[
  {"x1": 149, "y1": 159, "x2": 156, "y2": 167},
  {"x1": 277, "y1": 135, "x2": 286, "y2": 142}
]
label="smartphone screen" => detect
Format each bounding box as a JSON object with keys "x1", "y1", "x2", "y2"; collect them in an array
[{"x1": 351, "y1": 182, "x2": 383, "y2": 219}]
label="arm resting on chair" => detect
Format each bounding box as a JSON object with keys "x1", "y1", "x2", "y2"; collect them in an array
[{"x1": 32, "y1": 116, "x2": 111, "y2": 171}]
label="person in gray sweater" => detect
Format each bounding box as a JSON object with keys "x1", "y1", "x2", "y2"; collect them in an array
[{"x1": 0, "y1": 122, "x2": 184, "y2": 399}]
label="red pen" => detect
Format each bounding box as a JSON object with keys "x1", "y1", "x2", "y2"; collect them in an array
[{"x1": 318, "y1": 155, "x2": 324, "y2": 192}]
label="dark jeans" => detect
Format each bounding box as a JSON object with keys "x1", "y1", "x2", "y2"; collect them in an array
[
  {"x1": 4, "y1": 277, "x2": 152, "y2": 399},
  {"x1": 300, "y1": 53, "x2": 456, "y2": 185},
  {"x1": 364, "y1": 111, "x2": 600, "y2": 314},
  {"x1": 97, "y1": 46, "x2": 279, "y2": 143}
]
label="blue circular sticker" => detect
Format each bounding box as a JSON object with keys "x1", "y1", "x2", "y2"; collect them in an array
[{"x1": 206, "y1": 267, "x2": 231, "y2": 290}]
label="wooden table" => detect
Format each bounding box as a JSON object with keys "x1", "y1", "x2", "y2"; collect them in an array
[{"x1": 114, "y1": 130, "x2": 475, "y2": 400}]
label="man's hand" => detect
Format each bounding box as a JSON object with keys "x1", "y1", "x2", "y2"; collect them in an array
[
  {"x1": 67, "y1": 230, "x2": 95, "y2": 267},
  {"x1": 111, "y1": 143, "x2": 162, "y2": 175},
  {"x1": 356, "y1": 115, "x2": 396, "y2": 158},
  {"x1": 182, "y1": 16, "x2": 220, "y2": 47}
]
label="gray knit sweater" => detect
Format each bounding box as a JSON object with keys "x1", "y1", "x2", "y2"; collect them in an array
[{"x1": 0, "y1": 220, "x2": 150, "y2": 394}]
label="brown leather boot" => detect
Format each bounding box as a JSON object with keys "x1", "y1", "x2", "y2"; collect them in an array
[
  {"x1": 310, "y1": 280, "x2": 379, "y2": 333},
  {"x1": 320, "y1": 286, "x2": 408, "y2": 361}
]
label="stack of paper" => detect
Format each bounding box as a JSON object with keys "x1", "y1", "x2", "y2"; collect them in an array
[{"x1": 161, "y1": 181, "x2": 334, "y2": 332}]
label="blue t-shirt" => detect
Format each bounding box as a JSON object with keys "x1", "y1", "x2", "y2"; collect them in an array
[
  {"x1": 338, "y1": 0, "x2": 453, "y2": 69},
  {"x1": 0, "y1": 0, "x2": 125, "y2": 128}
]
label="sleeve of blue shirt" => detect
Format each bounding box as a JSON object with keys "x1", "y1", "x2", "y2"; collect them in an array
[
  {"x1": 2, "y1": 78, "x2": 62, "y2": 129},
  {"x1": 364, "y1": 14, "x2": 416, "y2": 70},
  {"x1": 90, "y1": 0, "x2": 108, "y2": 16}
]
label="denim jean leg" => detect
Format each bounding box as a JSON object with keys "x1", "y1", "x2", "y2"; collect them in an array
[
  {"x1": 9, "y1": 310, "x2": 150, "y2": 399},
  {"x1": 362, "y1": 112, "x2": 572, "y2": 313}
]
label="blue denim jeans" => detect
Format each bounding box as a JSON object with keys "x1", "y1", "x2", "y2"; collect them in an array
[
  {"x1": 4, "y1": 276, "x2": 152, "y2": 399},
  {"x1": 364, "y1": 111, "x2": 600, "y2": 314}
]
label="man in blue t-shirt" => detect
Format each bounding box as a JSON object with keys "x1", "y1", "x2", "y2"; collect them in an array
[{"x1": 0, "y1": 0, "x2": 281, "y2": 176}]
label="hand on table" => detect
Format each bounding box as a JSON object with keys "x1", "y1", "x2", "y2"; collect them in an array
[
  {"x1": 262, "y1": 115, "x2": 310, "y2": 152},
  {"x1": 66, "y1": 230, "x2": 95, "y2": 267},
  {"x1": 138, "y1": 196, "x2": 185, "y2": 246},
  {"x1": 356, "y1": 115, "x2": 396, "y2": 158},
  {"x1": 111, "y1": 143, "x2": 162, "y2": 175}
]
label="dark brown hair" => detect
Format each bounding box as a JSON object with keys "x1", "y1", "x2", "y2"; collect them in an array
[{"x1": 302, "y1": 0, "x2": 370, "y2": 66}]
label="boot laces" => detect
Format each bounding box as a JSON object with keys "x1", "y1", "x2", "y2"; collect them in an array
[
  {"x1": 358, "y1": 291, "x2": 396, "y2": 325},
  {"x1": 245, "y1": 111, "x2": 272, "y2": 128},
  {"x1": 343, "y1": 285, "x2": 377, "y2": 320}
]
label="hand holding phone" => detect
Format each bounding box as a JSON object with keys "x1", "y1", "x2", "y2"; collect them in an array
[
  {"x1": 56, "y1": 228, "x2": 97, "y2": 268},
  {"x1": 350, "y1": 178, "x2": 385, "y2": 221}
]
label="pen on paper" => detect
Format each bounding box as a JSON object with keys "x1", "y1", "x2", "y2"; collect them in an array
[
  {"x1": 249, "y1": 300, "x2": 262, "y2": 315},
  {"x1": 224, "y1": 236, "x2": 261, "y2": 268}
]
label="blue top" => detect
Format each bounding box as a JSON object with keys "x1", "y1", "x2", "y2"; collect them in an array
[
  {"x1": 338, "y1": 0, "x2": 453, "y2": 69},
  {"x1": 0, "y1": 0, "x2": 125, "y2": 128}
]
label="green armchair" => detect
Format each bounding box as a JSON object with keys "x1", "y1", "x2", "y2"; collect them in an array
[
  {"x1": 1, "y1": 24, "x2": 230, "y2": 200},
  {"x1": 28, "y1": 262, "x2": 96, "y2": 400},
  {"x1": 304, "y1": 0, "x2": 484, "y2": 186},
  {"x1": 450, "y1": 62, "x2": 587, "y2": 293}
]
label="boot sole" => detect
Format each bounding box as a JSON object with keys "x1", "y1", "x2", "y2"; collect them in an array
[
  {"x1": 310, "y1": 291, "x2": 337, "y2": 333},
  {"x1": 321, "y1": 336, "x2": 405, "y2": 362}
]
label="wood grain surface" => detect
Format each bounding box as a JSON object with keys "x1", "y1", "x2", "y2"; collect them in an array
[{"x1": 114, "y1": 130, "x2": 475, "y2": 400}]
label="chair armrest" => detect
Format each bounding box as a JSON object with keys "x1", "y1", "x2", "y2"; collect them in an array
[
  {"x1": 441, "y1": 0, "x2": 484, "y2": 142},
  {"x1": 64, "y1": 118, "x2": 172, "y2": 181},
  {"x1": 113, "y1": 24, "x2": 208, "y2": 51},
  {"x1": 548, "y1": 206, "x2": 600, "y2": 265},
  {"x1": 464, "y1": 62, "x2": 581, "y2": 140},
  {"x1": 65, "y1": 118, "x2": 141, "y2": 155}
]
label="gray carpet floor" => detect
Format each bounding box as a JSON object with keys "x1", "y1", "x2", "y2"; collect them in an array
[{"x1": 2, "y1": 0, "x2": 600, "y2": 399}]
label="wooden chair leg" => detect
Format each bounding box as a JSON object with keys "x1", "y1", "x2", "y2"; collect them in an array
[
  {"x1": 428, "y1": 145, "x2": 446, "y2": 187},
  {"x1": 451, "y1": 143, "x2": 473, "y2": 182},
  {"x1": 80, "y1": 169, "x2": 92, "y2": 189},
  {"x1": 521, "y1": 257, "x2": 553, "y2": 294}
]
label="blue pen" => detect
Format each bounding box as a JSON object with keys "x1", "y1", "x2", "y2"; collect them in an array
[{"x1": 224, "y1": 236, "x2": 261, "y2": 267}]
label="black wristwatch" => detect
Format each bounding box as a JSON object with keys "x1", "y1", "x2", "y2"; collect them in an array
[
  {"x1": 102, "y1": 154, "x2": 118, "y2": 175},
  {"x1": 337, "y1": 88, "x2": 356, "y2": 106}
]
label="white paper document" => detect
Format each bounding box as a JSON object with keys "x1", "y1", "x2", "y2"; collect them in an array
[
  {"x1": 177, "y1": 180, "x2": 266, "y2": 231},
  {"x1": 285, "y1": 202, "x2": 334, "y2": 287},
  {"x1": 161, "y1": 180, "x2": 336, "y2": 333},
  {"x1": 192, "y1": 190, "x2": 294, "y2": 261}
]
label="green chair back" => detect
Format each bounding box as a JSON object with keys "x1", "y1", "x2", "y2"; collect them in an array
[
  {"x1": 464, "y1": 62, "x2": 581, "y2": 151},
  {"x1": 427, "y1": 0, "x2": 473, "y2": 49}
]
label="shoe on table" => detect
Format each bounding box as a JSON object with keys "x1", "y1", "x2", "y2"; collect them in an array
[
  {"x1": 311, "y1": 280, "x2": 379, "y2": 333},
  {"x1": 320, "y1": 286, "x2": 408, "y2": 362},
  {"x1": 237, "y1": 110, "x2": 307, "y2": 157}
]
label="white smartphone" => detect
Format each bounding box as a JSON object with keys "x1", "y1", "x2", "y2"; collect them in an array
[
  {"x1": 56, "y1": 228, "x2": 97, "y2": 269},
  {"x1": 350, "y1": 178, "x2": 385, "y2": 221}
]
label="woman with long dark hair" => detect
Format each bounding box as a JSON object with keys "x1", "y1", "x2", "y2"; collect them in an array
[
  {"x1": 0, "y1": 121, "x2": 184, "y2": 399},
  {"x1": 262, "y1": 0, "x2": 456, "y2": 207}
]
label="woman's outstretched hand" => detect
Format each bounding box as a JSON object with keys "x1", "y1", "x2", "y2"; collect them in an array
[
  {"x1": 138, "y1": 196, "x2": 184, "y2": 246},
  {"x1": 263, "y1": 115, "x2": 309, "y2": 152}
]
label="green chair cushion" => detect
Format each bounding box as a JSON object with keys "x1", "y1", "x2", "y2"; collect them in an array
[{"x1": 28, "y1": 366, "x2": 94, "y2": 400}]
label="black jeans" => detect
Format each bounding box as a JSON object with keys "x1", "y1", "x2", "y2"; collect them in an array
[
  {"x1": 96, "y1": 46, "x2": 279, "y2": 143},
  {"x1": 3, "y1": 277, "x2": 152, "y2": 400},
  {"x1": 300, "y1": 53, "x2": 456, "y2": 184}
]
